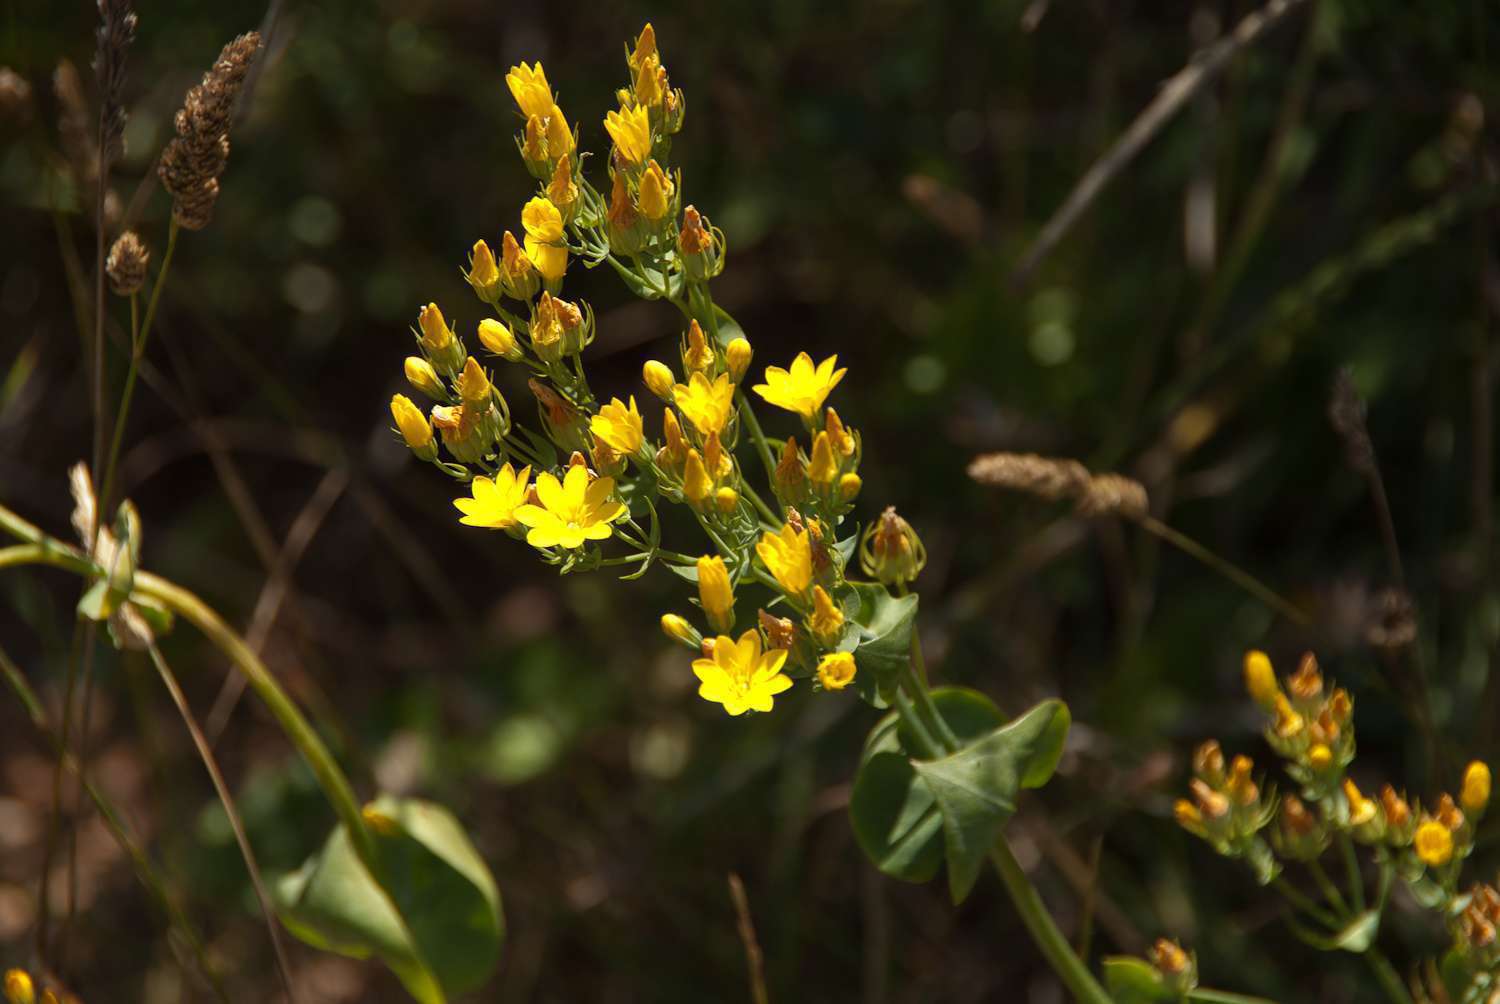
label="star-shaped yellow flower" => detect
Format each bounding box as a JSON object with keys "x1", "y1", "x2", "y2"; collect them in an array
[
  {"x1": 693, "y1": 630, "x2": 793, "y2": 716},
  {"x1": 604, "y1": 104, "x2": 652, "y2": 165},
  {"x1": 756, "y1": 523, "x2": 813, "y2": 597},
  {"x1": 752, "y1": 352, "x2": 847, "y2": 420},
  {"x1": 672, "y1": 371, "x2": 735, "y2": 436},
  {"x1": 514, "y1": 463, "x2": 627, "y2": 549},
  {"x1": 590, "y1": 396, "x2": 644, "y2": 455},
  {"x1": 454, "y1": 464, "x2": 532, "y2": 529}
]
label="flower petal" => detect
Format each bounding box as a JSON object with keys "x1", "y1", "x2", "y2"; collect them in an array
[{"x1": 534, "y1": 472, "x2": 565, "y2": 513}]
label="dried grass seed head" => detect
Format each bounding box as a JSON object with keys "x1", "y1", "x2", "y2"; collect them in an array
[{"x1": 105, "y1": 230, "x2": 149, "y2": 295}]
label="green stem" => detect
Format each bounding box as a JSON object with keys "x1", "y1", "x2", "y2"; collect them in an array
[
  {"x1": 1138, "y1": 516, "x2": 1308, "y2": 625},
  {"x1": 1271, "y1": 875, "x2": 1339, "y2": 929},
  {"x1": 988, "y1": 842, "x2": 1114, "y2": 1004},
  {"x1": 1308, "y1": 859, "x2": 1350, "y2": 917},
  {"x1": 737, "y1": 395, "x2": 779, "y2": 488},
  {"x1": 100, "y1": 219, "x2": 179, "y2": 512},
  {"x1": 1338, "y1": 833, "x2": 1365, "y2": 912},
  {"x1": 0, "y1": 517, "x2": 377, "y2": 867},
  {"x1": 889, "y1": 687, "x2": 941, "y2": 759},
  {"x1": 1365, "y1": 949, "x2": 1415, "y2": 1004},
  {"x1": 1188, "y1": 990, "x2": 1281, "y2": 1004}
]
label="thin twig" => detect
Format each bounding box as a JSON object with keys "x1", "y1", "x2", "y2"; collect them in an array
[
  {"x1": 1010, "y1": 0, "x2": 1311, "y2": 287},
  {"x1": 727, "y1": 873, "x2": 770, "y2": 1004},
  {"x1": 146, "y1": 641, "x2": 298, "y2": 1003}
]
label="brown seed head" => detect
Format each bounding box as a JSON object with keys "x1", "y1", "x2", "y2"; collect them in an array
[
  {"x1": 158, "y1": 32, "x2": 261, "y2": 230},
  {"x1": 105, "y1": 230, "x2": 149, "y2": 295}
]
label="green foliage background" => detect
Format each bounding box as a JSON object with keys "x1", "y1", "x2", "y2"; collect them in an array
[{"x1": 1, "y1": 0, "x2": 1498, "y2": 1000}]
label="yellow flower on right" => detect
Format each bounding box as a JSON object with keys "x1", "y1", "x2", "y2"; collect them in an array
[{"x1": 752, "y1": 352, "x2": 846, "y2": 420}]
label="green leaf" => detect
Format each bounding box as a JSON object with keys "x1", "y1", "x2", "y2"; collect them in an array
[
  {"x1": 911, "y1": 699, "x2": 1072, "y2": 903},
  {"x1": 849, "y1": 688, "x2": 1005, "y2": 883},
  {"x1": 1103, "y1": 957, "x2": 1181, "y2": 1003},
  {"x1": 1439, "y1": 946, "x2": 1477, "y2": 1002},
  {"x1": 849, "y1": 583, "x2": 918, "y2": 707},
  {"x1": 275, "y1": 797, "x2": 504, "y2": 1002}
]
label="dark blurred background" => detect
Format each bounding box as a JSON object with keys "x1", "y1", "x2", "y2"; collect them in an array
[{"x1": 1, "y1": 0, "x2": 1498, "y2": 1000}]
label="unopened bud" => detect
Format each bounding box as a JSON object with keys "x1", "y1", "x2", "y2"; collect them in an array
[
  {"x1": 714, "y1": 486, "x2": 739, "y2": 514},
  {"x1": 1463, "y1": 760, "x2": 1491, "y2": 817},
  {"x1": 860, "y1": 506, "x2": 926, "y2": 587},
  {"x1": 661, "y1": 613, "x2": 702, "y2": 650},
  {"x1": 697, "y1": 555, "x2": 735, "y2": 634},
  {"x1": 1243, "y1": 650, "x2": 1279, "y2": 709},
  {"x1": 405, "y1": 356, "x2": 445, "y2": 399},
  {"x1": 478, "y1": 318, "x2": 522, "y2": 360},
  {"x1": 390, "y1": 394, "x2": 437, "y2": 462},
  {"x1": 106, "y1": 230, "x2": 149, "y2": 296},
  {"x1": 726, "y1": 337, "x2": 753, "y2": 382},
  {"x1": 1288, "y1": 652, "x2": 1323, "y2": 700},
  {"x1": 683, "y1": 449, "x2": 712, "y2": 506},
  {"x1": 467, "y1": 239, "x2": 501, "y2": 302},
  {"x1": 4, "y1": 970, "x2": 34, "y2": 1004},
  {"x1": 643, "y1": 360, "x2": 676, "y2": 401}
]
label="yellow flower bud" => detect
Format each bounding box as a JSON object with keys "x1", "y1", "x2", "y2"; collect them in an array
[
  {"x1": 544, "y1": 106, "x2": 574, "y2": 159},
  {"x1": 697, "y1": 555, "x2": 735, "y2": 634},
  {"x1": 715, "y1": 487, "x2": 739, "y2": 514},
  {"x1": 390, "y1": 394, "x2": 437, "y2": 461},
  {"x1": 808, "y1": 585, "x2": 844, "y2": 647},
  {"x1": 1289, "y1": 652, "x2": 1323, "y2": 700},
  {"x1": 478, "y1": 318, "x2": 521, "y2": 360},
  {"x1": 500, "y1": 231, "x2": 541, "y2": 301},
  {"x1": 679, "y1": 204, "x2": 712, "y2": 254},
  {"x1": 1243, "y1": 650, "x2": 1279, "y2": 709},
  {"x1": 773, "y1": 437, "x2": 806, "y2": 505},
  {"x1": 4, "y1": 970, "x2": 34, "y2": 1004},
  {"x1": 467, "y1": 239, "x2": 501, "y2": 302},
  {"x1": 456, "y1": 356, "x2": 492, "y2": 408},
  {"x1": 726, "y1": 337, "x2": 753, "y2": 382},
  {"x1": 548, "y1": 154, "x2": 578, "y2": 218},
  {"x1": 418, "y1": 302, "x2": 451, "y2": 350},
  {"x1": 639, "y1": 160, "x2": 673, "y2": 221},
  {"x1": 404, "y1": 356, "x2": 444, "y2": 399},
  {"x1": 683, "y1": 449, "x2": 712, "y2": 506},
  {"x1": 1306, "y1": 743, "x2": 1332, "y2": 770},
  {"x1": 661, "y1": 613, "x2": 702, "y2": 650},
  {"x1": 838, "y1": 473, "x2": 862, "y2": 501},
  {"x1": 1415, "y1": 819, "x2": 1454, "y2": 866},
  {"x1": 1463, "y1": 760, "x2": 1492, "y2": 816},
  {"x1": 825, "y1": 408, "x2": 856, "y2": 457},
  {"x1": 629, "y1": 23, "x2": 658, "y2": 74},
  {"x1": 1343, "y1": 778, "x2": 1377, "y2": 825},
  {"x1": 808, "y1": 431, "x2": 838, "y2": 487},
  {"x1": 816, "y1": 651, "x2": 857, "y2": 692},
  {"x1": 1150, "y1": 939, "x2": 1190, "y2": 977},
  {"x1": 1174, "y1": 799, "x2": 1204, "y2": 832},
  {"x1": 634, "y1": 54, "x2": 662, "y2": 107},
  {"x1": 521, "y1": 114, "x2": 549, "y2": 171},
  {"x1": 604, "y1": 103, "x2": 652, "y2": 165},
  {"x1": 643, "y1": 360, "x2": 676, "y2": 401}
]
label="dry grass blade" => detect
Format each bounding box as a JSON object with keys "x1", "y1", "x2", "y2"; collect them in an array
[
  {"x1": 146, "y1": 641, "x2": 298, "y2": 1003},
  {"x1": 1009, "y1": 0, "x2": 1311, "y2": 288},
  {"x1": 727, "y1": 873, "x2": 770, "y2": 1004}
]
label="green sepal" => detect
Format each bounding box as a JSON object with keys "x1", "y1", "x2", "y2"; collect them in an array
[
  {"x1": 1102, "y1": 957, "x2": 1183, "y2": 1003},
  {"x1": 275, "y1": 797, "x2": 504, "y2": 1003}
]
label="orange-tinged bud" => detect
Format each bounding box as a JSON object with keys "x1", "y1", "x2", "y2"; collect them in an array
[
  {"x1": 1283, "y1": 794, "x2": 1317, "y2": 835},
  {"x1": 661, "y1": 408, "x2": 687, "y2": 466},
  {"x1": 1243, "y1": 650, "x2": 1279, "y2": 708},
  {"x1": 679, "y1": 205, "x2": 712, "y2": 254},
  {"x1": 1437, "y1": 793, "x2": 1465, "y2": 831},
  {"x1": 860, "y1": 506, "x2": 926, "y2": 587},
  {"x1": 808, "y1": 585, "x2": 845, "y2": 647},
  {"x1": 1329, "y1": 688, "x2": 1353, "y2": 725},
  {"x1": 548, "y1": 154, "x2": 578, "y2": 216},
  {"x1": 500, "y1": 231, "x2": 541, "y2": 301},
  {"x1": 1150, "y1": 939, "x2": 1190, "y2": 976},
  {"x1": 1274, "y1": 694, "x2": 1304, "y2": 739},
  {"x1": 1226, "y1": 755, "x2": 1258, "y2": 806},
  {"x1": 467, "y1": 239, "x2": 501, "y2": 301},
  {"x1": 1381, "y1": 785, "x2": 1411, "y2": 830},
  {"x1": 456, "y1": 356, "x2": 492, "y2": 408},
  {"x1": 774, "y1": 437, "x2": 806, "y2": 503},
  {"x1": 1344, "y1": 778, "x2": 1377, "y2": 825},
  {"x1": 683, "y1": 319, "x2": 714, "y2": 373},
  {"x1": 1190, "y1": 778, "x2": 1230, "y2": 819},
  {"x1": 758, "y1": 609, "x2": 797, "y2": 651},
  {"x1": 1193, "y1": 740, "x2": 1225, "y2": 784},
  {"x1": 1289, "y1": 652, "x2": 1323, "y2": 700},
  {"x1": 825, "y1": 408, "x2": 855, "y2": 457},
  {"x1": 1174, "y1": 799, "x2": 1203, "y2": 831}
]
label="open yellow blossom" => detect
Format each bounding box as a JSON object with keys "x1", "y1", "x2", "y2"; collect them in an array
[
  {"x1": 590, "y1": 396, "x2": 644, "y2": 456},
  {"x1": 513, "y1": 463, "x2": 626, "y2": 549},
  {"x1": 672, "y1": 371, "x2": 735, "y2": 436},
  {"x1": 697, "y1": 555, "x2": 735, "y2": 634},
  {"x1": 522, "y1": 197, "x2": 565, "y2": 242},
  {"x1": 692, "y1": 630, "x2": 792, "y2": 716},
  {"x1": 752, "y1": 352, "x2": 847, "y2": 420},
  {"x1": 524, "y1": 236, "x2": 568, "y2": 283},
  {"x1": 757, "y1": 523, "x2": 813, "y2": 597},
  {"x1": 816, "y1": 651, "x2": 857, "y2": 692},
  {"x1": 506, "y1": 62, "x2": 554, "y2": 119},
  {"x1": 454, "y1": 464, "x2": 532, "y2": 529},
  {"x1": 1414, "y1": 819, "x2": 1454, "y2": 866},
  {"x1": 604, "y1": 104, "x2": 652, "y2": 164}
]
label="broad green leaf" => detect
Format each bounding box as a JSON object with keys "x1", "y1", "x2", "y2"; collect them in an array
[
  {"x1": 849, "y1": 583, "x2": 918, "y2": 707},
  {"x1": 911, "y1": 699, "x2": 1072, "y2": 903},
  {"x1": 1103, "y1": 957, "x2": 1180, "y2": 1003},
  {"x1": 275, "y1": 797, "x2": 504, "y2": 1002},
  {"x1": 849, "y1": 688, "x2": 1005, "y2": 882}
]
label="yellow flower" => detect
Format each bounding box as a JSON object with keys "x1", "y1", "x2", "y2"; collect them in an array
[
  {"x1": 1463, "y1": 760, "x2": 1492, "y2": 816},
  {"x1": 692, "y1": 630, "x2": 793, "y2": 716},
  {"x1": 506, "y1": 62, "x2": 554, "y2": 119},
  {"x1": 643, "y1": 359, "x2": 676, "y2": 400},
  {"x1": 697, "y1": 555, "x2": 735, "y2": 634},
  {"x1": 1415, "y1": 819, "x2": 1454, "y2": 866},
  {"x1": 838, "y1": 473, "x2": 862, "y2": 501},
  {"x1": 714, "y1": 487, "x2": 738, "y2": 514},
  {"x1": 418, "y1": 302, "x2": 454, "y2": 352},
  {"x1": 683, "y1": 319, "x2": 714, "y2": 373},
  {"x1": 456, "y1": 356, "x2": 492, "y2": 407},
  {"x1": 683, "y1": 448, "x2": 712, "y2": 506},
  {"x1": 808, "y1": 431, "x2": 838, "y2": 486},
  {"x1": 752, "y1": 352, "x2": 847, "y2": 420},
  {"x1": 467, "y1": 239, "x2": 500, "y2": 301},
  {"x1": 522, "y1": 197, "x2": 565, "y2": 243},
  {"x1": 808, "y1": 585, "x2": 844, "y2": 646},
  {"x1": 634, "y1": 56, "x2": 662, "y2": 107},
  {"x1": 629, "y1": 23, "x2": 658, "y2": 74},
  {"x1": 544, "y1": 105, "x2": 574, "y2": 157},
  {"x1": 513, "y1": 463, "x2": 627, "y2": 549},
  {"x1": 1243, "y1": 650, "x2": 1280, "y2": 708},
  {"x1": 404, "y1": 356, "x2": 444, "y2": 399},
  {"x1": 524, "y1": 236, "x2": 568, "y2": 283},
  {"x1": 604, "y1": 104, "x2": 652, "y2": 165},
  {"x1": 591, "y1": 396, "x2": 644, "y2": 456},
  {"x1": 816, "y1": 651, "x2": 857, "y2": 692},
  {"x1": 726, "y1": 337, "x2": 753, "y2": 382},
  {"x1": 454, "y1": 465, "x2": 532, "y2": 529},
  {"x1": 757, "y1": 524, "x2": 813, "y2": 597},
  {"x1": 478, "y1": 318, "x2": 520, "y2": 359},
  {"x1": 638, "y1": 159, "x2": 672, "y2": 220},
  {"x1": 672, "y1": 371, "x2": 735, "y2": 436},
  {"x1": 390, "y1": 394, "x2": 436, "y2": 458},
  {"x1": 1343, "y1": 778, "x2": 1377, "y2": 826},
  {"x1": 4, "y1": 969, "x2": 34, "y2": 1004},
  {"x1": 548, "y1": 154, "x2": 578, "y2": 212}
]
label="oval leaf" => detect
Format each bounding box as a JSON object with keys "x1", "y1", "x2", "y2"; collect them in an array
[{"x1": 275, "y1": 797, "x2": 504, "y2": 1002}]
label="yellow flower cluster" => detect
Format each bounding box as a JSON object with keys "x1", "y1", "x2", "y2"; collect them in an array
[{"x1": 388, "y1": 25, "x2": 901, "y2": 717}]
